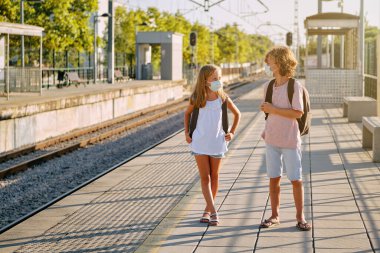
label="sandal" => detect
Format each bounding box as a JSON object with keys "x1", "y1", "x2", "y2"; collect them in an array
[
  {"x1": 209, "y1": 213, "x2": 219, "y2": 226},
  {"x1": 200, "y1": 212, "x2": 211, "y2": 223},
  {"x1": 296, "y1": 221, "x2": 312, "y2": 231},
  {"x1": 260, "y1": 217, "x2": 280, "y2": 228}
]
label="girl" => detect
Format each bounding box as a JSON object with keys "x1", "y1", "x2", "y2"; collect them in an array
[{"x1": 184, "y1": 64, "x2": 241, "y2": 226}]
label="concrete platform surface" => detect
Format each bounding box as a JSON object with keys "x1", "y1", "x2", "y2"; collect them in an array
[{"x1": 0, "y1": 81, "x2": 379, "y2": 253}]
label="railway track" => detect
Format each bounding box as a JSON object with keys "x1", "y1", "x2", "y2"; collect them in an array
[{"x1": 0, "y1": 79, "x2": 251, "y2": 179}]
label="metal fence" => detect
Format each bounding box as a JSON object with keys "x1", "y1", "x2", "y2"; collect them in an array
[
  {"x1": 305, "y1": 69, "x2": 361, "y2": 103},
  {"x1": 364, "y1": 39, "x2": 377, "y2": 99},
  {"x1": 184, "y1": 63, "x2": 261, "y2": 88},
  {"x1": 41, "y1": 66, "x2": 129, "y2": 88},
  {"x1": 42, "y1": 67, "x2": 94, "y2": 88},
  {"x1": 0, "y1": 67, "x2": 41, "y2": 93}
]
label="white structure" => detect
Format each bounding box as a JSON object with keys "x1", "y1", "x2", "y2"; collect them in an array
[
  {"x1": 304, "y1": 13, "x2": 361, "y2": 103},
  {"x1": 136, "y1": 32, "x2": 183, "y2": 81},
  {"x1": 0, "y1": 22, "x2": 44, "y2": 100}
]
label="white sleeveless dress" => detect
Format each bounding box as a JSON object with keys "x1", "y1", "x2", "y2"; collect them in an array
[{"x1": 190, "y1": 97, "x2": 228, "y2": 155}]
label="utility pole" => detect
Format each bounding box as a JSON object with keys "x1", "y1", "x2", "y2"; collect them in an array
[
  {"x1": 359, "y1": 0, "x2": 364, "y2": 96},
  {"x1": 293, "y1": 0, "x2": 300, "y2": 76},
  {"x1": 317, "y1": 0, "x2": 322, "y2": 68},
  {"x1": 210, "y1": 17, "x2": 214, "y2": 64},
  {"x1": 107, "y1": 0, "x2": 114, "y2": 84},
  {"x1": 339, "y1": 0, "x2": 344, "y2": 68},
  {"x1": 20, "y1": 0, "x2": 25, "y2": 68}
]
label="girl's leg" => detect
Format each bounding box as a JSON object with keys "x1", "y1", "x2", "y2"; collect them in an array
[
  {"x1": 209, "y1": 157, "x2": 223, "y2": 200},
  {"x1": 195, "y1": 155, "x2": 216, "y2": 214}
]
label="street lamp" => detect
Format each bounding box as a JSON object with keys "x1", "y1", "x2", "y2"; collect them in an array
[{"x1": 93, "y1": 12, "x2": 111, "y2": 83}]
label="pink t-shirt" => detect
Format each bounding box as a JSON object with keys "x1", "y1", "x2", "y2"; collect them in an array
[{"x1": 262, "y1": 80, "x2": 303, "y2": 149}]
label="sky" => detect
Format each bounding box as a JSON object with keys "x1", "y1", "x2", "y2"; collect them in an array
[{"x1": 118, "y1": 0, "x2": 380, "y2": 45}]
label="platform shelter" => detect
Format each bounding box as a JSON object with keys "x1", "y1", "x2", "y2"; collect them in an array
[
  {"x1": 304, "y1": 13, "x2": 361, "y2": 103},
  {"x1": 0, "y1": 22, "x2": 44, "y2": 100},
  {"x1": 135, "y1": 32, "x2": 183, "y2": 81}
]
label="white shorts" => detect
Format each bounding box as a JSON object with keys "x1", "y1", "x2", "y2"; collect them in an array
[{"x1": 265, "y1": 144, "x2": 302, "y2": 181}]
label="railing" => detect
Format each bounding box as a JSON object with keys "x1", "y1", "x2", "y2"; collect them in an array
[
  {"x1": 364, "y1": 39, "x2": 377, "y2": 99},
  {"x1": 305, "y1": 69, "x2": 361, "y2": 103},
  {"x1": 2, "y1": 63, "x2": 254, "y2": 97},
  {"x1": 0, "y1": 67, "x2": 41, "y2": 94},
  {"x1": 184, "y1": 63, "x2": 261, "y2": 88},
  {"x1": 31, "y1": 66, "x2": 130, "y2": 89},
  {"x1": 94, "y1": 66, "x2": 130, "y2": 82},
  {"x1": 365, "y1": 74, "x2": 377, "y2": 99},
  {"x1": 42, "y1": 67, "x2": 94, "y2": 88}
]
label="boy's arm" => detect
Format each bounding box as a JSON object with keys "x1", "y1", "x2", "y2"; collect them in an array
[{"x1": 261, "y1": 103, "x2": 302, "y2": 119}]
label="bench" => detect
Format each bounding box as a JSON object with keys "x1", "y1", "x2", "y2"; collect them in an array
[
  {"x1": 66, "y1": 72, "x2": 89, "y2": 87},
  {"x1": 115, "y1": 69, "x2": 129, "y2": 82},
  {"x1": 343, "y1": 96, "x2": 377, "y2": 122},
  {"x1": 362, "y1": 116, "x2": 380, "y2": 162}
]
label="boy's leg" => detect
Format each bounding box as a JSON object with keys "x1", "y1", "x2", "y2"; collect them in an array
[
  {"x1": 282, "y1": 148, "x2": 310, "y2": 227},
  {"x1": 291, "y1": 179, "x2": 305, "y2": 222},
  {"x1": 269, "y1": 177, "x2": 281, "y2": 219},
  {"x1": 265, "y1": 144, "x2": 283, "y2": 221}
]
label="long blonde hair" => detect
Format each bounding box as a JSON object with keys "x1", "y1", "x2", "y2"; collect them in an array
[{"x1": 190, "y1": 64, "x2": 227, "y2": 108}]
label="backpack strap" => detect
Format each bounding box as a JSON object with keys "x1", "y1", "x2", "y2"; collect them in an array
[
  {"x1": 222, "y1": 98, "x2": 229, "y2": 133},
  {"x1": 287, "y1": 78, "x2": 295, "y2": 106},
  {"x1": 189, "y1": 107, "x2": 199, "y2": 138},
  {"x1": 264, "y1": 79, "x2": 276, "y2": 120}
]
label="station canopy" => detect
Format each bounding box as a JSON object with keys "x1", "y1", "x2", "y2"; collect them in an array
[
  {"x1": 0, "y1": 22, "x2": 44, "y2": 37},
  {"x1": 304, "y1": 12, "x2": 359, "y2": 36}
]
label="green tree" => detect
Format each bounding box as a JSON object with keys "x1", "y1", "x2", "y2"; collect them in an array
[
  {"x1": 191, "y1": 22, "x2": 211, "y2": 65},
  {"x1": 1, "y1": 0, "x2": 97, "y2": 67},
  {"x1": 365, "y1": 26, "x2": 380, "y2": 42},
  {"x1": 0, "y1": 0, "x2": 18, "y2": 22},
  {"x1": 112, "y1": 6, "x2": 273, "y2": 72},
  {"x1": 215, "y1": 24, "x2": 241, "y2": 63}
]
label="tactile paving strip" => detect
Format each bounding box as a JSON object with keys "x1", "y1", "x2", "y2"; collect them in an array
[{"x1": 15, "y1": 142, "x2": 199, "y2": 252}]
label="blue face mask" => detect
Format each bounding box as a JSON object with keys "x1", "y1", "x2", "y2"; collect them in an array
[
  {"x1": 264, "y1": 65, "x2": 273, "y2": 77},
  {"x1": 210, "y1": 80, "x2": 222, "y2": 92}
]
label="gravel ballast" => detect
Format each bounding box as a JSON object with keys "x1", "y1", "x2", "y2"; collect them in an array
[{"x1": 0, "y1": 112, "x2": 184, "y2": 230}]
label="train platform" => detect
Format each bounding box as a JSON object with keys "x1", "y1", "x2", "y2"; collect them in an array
[
  {"x1": 0, "y1": 79, "x2": 185, "y2": 153},
  {"x1": 0, "y1": 82, "x2": 379, "y2": 252},
  {"x1": 0, "y1": 80, "x2": 185, "y2": 107}
]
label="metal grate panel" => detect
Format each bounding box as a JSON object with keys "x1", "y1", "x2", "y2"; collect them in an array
[{"x1": 305, "y1": 69, "x2": 361, "y2": 103}]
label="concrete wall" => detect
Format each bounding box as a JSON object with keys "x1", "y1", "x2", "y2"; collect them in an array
[{"x1": 0, "y1": 80, "x2": 184, "y2": 153}]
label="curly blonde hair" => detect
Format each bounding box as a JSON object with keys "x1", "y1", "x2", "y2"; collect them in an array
[
  {"x1": 265, "y1": 46, "x2": 297, "y2": 77},
  {"x1": 190, "y1": 64, "x2": 227, "y2": 108}
]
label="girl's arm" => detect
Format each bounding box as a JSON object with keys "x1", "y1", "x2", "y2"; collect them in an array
[
  {"x1": 225, "y1": 97, "x2": 241, "y2": 141},
  {"x1": 184, "y1": 103, "x2": 194, "y2": 143}
]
